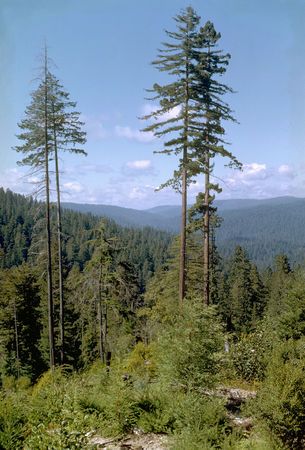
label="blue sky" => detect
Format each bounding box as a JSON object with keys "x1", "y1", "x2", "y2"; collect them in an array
[{"x1": 1, "y1": 0, "x2": 305, "y2": 208}]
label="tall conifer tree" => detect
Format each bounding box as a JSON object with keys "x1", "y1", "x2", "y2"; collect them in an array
[
  {"x1": 15, "y1": 49, "x2": 55, "y2": 370},
  {"x1": 14, "y1": 49, "x2": 86, "y2": 367},
  {"x1": 190, "y1": 22, "x2": 241, "y2": 305},
  {"x1": 142, "y1": 7, "x2": 201, "y2": 303},
  {"x1": 48, "y1": 73, "x2": 86, "y2": 364}
]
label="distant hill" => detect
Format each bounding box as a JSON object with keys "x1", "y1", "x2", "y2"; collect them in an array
[
  {"x1": 63, "y1": 202, "x2": 179, "y2": 232},
  {"x1": 63, "y1": 197, "x2": 305, "y2": 267}
]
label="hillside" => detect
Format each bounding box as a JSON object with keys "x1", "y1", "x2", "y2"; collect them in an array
[
  {"x1": 63, "y1": 197, "x2": 305, "y2": 267},
  {"x1": 1, "y1": 189, "x2": 304, "y2": 270},
  {"x1": 63, "y1": 202, "x2": 179, "y2": 231},
  {"x1": 0, "y1": 188, "x2": 172, "y2": 287}
]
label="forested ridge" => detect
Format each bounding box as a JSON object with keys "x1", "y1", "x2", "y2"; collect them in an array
[
  {"x1": 63, "y1": 197, "x2": 305, "y2": 267},
  {"x1": 1, "y1": 5, "x2": 305, "y2": 450},
  {"x1": 0, "y1": 188, "x2": 171, "y2": 287}
]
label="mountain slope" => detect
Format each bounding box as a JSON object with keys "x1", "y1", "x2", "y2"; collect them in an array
[
  {"x1": 63, "y1": 202, "x2": 177, "y2": 231},
  {"x1": 63, "y1": 197, "x2": 305, "y2": 267}
]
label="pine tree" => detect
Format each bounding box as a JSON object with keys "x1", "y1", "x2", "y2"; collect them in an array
[
  {"x1": 48, "y1": 72, "x2": 86, "y2": 364},
  {"x1": 81, "y1": 223, "x2": 118, "y2": 365},
  {"x1": 190, "y1": 21, "x2": 241, "y2": 305},
  {"x1": 143, "y1": 11, "x2": 241, "y2": 305},
  {"x1": 142, "y1": 7, "x2": 201, "y2": 303},
  {"x1": 0, "y1": 265, "x2": 45, "y2": 380},
  {"x1": 226, "y1": 246, "x2": 265, "y2": 333},
  {"x1": 14, "y1": 49, "x2": 86, "y2": 367},
  {"x1": 14, "y1": 49, "x2": 55, "y2": 370},
  {"x1": 266, "y1": 254, "x2": 292, "y2": 318}
]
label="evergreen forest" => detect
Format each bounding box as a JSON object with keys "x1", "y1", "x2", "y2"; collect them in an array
[{"x1": 1, "y1": 5, "x2": 305, "y2": 450}]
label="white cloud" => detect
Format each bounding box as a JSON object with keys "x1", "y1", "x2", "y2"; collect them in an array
[
  {"x1": 114, "y1": 104, "x2": 181, "y2": 145},
  {"x1": 66, "y1": 163, "x2": 113, "y2": 175},
  {"x1": 189, "y1": 180, "x2": 203, "y2": 192},
  {"x1": 62, "y1": 181, "x2": 84, "y2": 193},
  {"x1": 126, "y1": 160, "x2": 152, "y2": 170},
  {"x1": 128, "y1": 186, "x2": 150, "y2": 200},
  {"x1": 3, "y1": 159, "x2": 305, "y2": 210},
  {"x1": 242, "y1": 163, "x2": 267, "y2": 177},
  {"x1": 220, "y1": 162, "x2": 303, "y2": 199},
  {"x1": 278, "y1": 164, "x2": 295, "y2": 178},
  {"x1": 142, "y1": 103, "x2": 181, "y2": 121},
  {"x1": 0, "y1": 167, "x2": 34, "y2": 195},
  {"x1": 115, "y1": 125, "x2": 155, "y2": 143},
  {"x1": 122, "y1": 159, "x2": 157, "y2": 177}
]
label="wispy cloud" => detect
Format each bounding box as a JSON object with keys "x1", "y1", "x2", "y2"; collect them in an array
[
  {"x1": 122, "y1": 159, "x2": 157, "y2": 177},
  {"x1": 142, "y1": 103, "x2": 181, "y2": 122},
  {"x1": 278, "y1": 164, "x2": 295, "y2": 178},
  {"x1": 220, "y1": 162, "x2": 302, "y2": 199},
  {"x1": 62, "y1": 181, "x2": 84, "y2": 193},
  {"x1": 0, "y1": 167, "x2": 33, "y2": 194},
  {"x1": 2, "y1": 160, "x2": 305, "y2": 209},
  {"x1": 82, "y1": 114, "x2": 108, "y2": 140},
  {"x1": 115, "y1": 125, "x2": 155, "y2": 143},
  {"x1": 66, "y1": 163, "x2": 113, "y2": 176},
  {"x1": 126, "y1": 160, "x2": 151, "y2": 170}
]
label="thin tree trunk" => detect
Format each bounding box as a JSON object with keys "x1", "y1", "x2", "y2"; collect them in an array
[
  {"x1": 13, "y1": 300, "x2": 20, "y2": 378},
  {"x1": 203, "y1": 45, "x2": 212, "y2": 307},
  {"x1": 179, "y1": 45, "x2": 190, "y2": 304},
  {"x1": 102, "y1": 301, "x2": 108, "y2": 365},
  {"x1": 98, "y1": 265, "x2": 105, "y2": 363},
  {"x1": 203, "y1": 151, "x2": 210, "y2": 306},
  {"x1": 44, "y1": 47, "x2": 55, "y2": 370},
  {"x1": 52, "y1": 104, "x2": 65, "y2": 365},
  {"x1": 179, "y1": 164, "x2": 187, "y2": 303}
]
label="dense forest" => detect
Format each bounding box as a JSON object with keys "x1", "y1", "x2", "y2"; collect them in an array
[
  {"x1": 2, "y1": 187, "x2": 305, "y2": 449},
  {"x1": 63, "y1": 197, "x2": 305, "y2": 267},
  {"x1": 1, "y1": 5, "x2": 305, "y2": 450}
]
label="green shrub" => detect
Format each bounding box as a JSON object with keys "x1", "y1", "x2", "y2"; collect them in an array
[
  {"x1": 254, "y1": 338, "x2": 305, "y2": 449},
  {"x1": 23, "y1": 416, "x2": 94, "y2": 450},
  {"x1": 170, "y1": 395, "x2": 236, "y2": 449},
  {"x1": 231, "y1": 331, "x2": 269, "y2": 382},
  {"x1": 0, "y1": 396, "x2": 26, "y2": 450},
  {"x1": 156, "y1": 301, "x2": 225, "y2": 390}
]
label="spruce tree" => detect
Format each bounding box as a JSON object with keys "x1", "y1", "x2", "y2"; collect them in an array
[
  {"x1": 14, "y1": 49, "x2": 55, "y2": 370},
  {"x1": 143, "y1": 11, "x2": 241, "y2": 305},
  {"x1": 81, "y1": 223, "x2": 117, "y2": 364},
  {"x1": 226, "y1": 246, "x2": 264, "y2": 333},
  {"x1": 190, "y1": 21, "x2": 241, "y2": 305},
  {"x1": 48, "y1": 72, "x2": 86, "y2": 364},
  {"x1": 0, "y1": 265, "x2": 45, "y2": 380},
  {"x1": 14, "y1": 49, "x2": 86, "y2": 367},
  {"x1": 142, "y1": 7, "x2": 201, "y2": 303}
]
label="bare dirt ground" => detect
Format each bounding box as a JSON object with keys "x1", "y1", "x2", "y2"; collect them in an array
[{"x1": 90, "y1": 432, "x2": 169, "y2": 449}]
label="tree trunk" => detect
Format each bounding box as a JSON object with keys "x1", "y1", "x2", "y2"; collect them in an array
[
  {"x1": 98, "y1": 265, "x2": 105, "y2": 363},
  {"x1": 44, "y1": 48, "x2": 55, "y2": 370},
  {"x1": 102, "y1": 301, "x2": 108, "y2": 364},
  {"x1": 179, "y1": 48, "x2": 190, "y2": 304},
  {"x1": 52, "y1": 105, "x2": 65, "y2": 365},
  {"x1": 13, "y1": 300, "x2": 20, "y2": 378},
  {"x1": 203, "y1": 152, "x2": 210, "y2": 306},
  {"x1": 179, "y1": 164, "x2": 187, "y2": 303}
]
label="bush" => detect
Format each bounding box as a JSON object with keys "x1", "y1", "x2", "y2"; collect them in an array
[
  {"x1": 231, "y1": 330, "x2": 270, "y2": 382},
  {"x1": 254, "y1": 338, "x2": 305, "y2": 449},
  {"x1": 170, "y1": 394, "x2": 236, "y2": 449},
  {"x1": 156, "y1": 301, "x2": 225, "y2": 390},
  {"x1": 0, "y1": 395, "x2": 26, "y2": 450}
]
